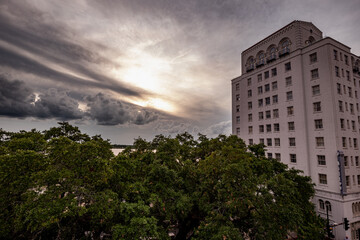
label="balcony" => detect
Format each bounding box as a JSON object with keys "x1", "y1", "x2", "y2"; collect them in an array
[
  {"x1": 278, "y1": 47, "x2": 290, "y2": 57},
  {"x1": 266, "y1": 55, "x2": 276, "y2": 63},
  {"x1": 256, "y1": 59, "x2": 265, "y2": 68},
  {"x1": 246, "y1": 64, "x2": 254, "y2": 72}
]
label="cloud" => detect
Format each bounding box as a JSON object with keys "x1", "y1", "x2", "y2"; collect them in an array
[{"x1": 203, "y1": 121, "x2": 232, "y2": 137}]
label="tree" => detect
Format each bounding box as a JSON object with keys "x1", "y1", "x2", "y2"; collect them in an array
[{"x1": 0, "y1": 123, "x2": 324, "y2": 239}]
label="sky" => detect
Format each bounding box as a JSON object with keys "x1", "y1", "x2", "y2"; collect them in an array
[{"x1": 0, "y1": 0, "x2": 360, "y2": 144}]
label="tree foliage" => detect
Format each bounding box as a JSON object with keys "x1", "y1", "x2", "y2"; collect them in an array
[{"x1": 0, "y1": 123, "x2": 324, "y2": 239}]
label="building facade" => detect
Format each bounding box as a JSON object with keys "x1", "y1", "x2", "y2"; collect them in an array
[{"x1": 231, "y1": 20, "x2": 360, "y2": 240}]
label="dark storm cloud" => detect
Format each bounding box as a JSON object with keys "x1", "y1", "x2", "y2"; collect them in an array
[{"x1": 0, "y1": 76, "x2": 159, "y2": 125}]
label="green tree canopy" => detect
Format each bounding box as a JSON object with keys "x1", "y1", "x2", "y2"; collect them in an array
[{"x1": 0, "y1": 123, "x2": 324, "y2": 239}]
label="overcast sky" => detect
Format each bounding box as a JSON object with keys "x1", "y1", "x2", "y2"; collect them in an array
[{"x1": 1, "y1": 0, "x2": 359, "y2": 144}]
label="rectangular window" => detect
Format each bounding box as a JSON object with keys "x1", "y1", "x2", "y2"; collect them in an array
[
  {"x1": 248, "y1": 126, "x2": 253, "y2": 134},
  {"x1": 248, "y1": 114, "x2": 252, "y2": 122},
  {"x1": 313, "y1": 102, "x2": 321, "y2": 112},
  {"x1": 342, "y1": 137, "x2": 347, "y2": 148},
  {"x1": 258, "y1": 112, "x2": 264, "y2": 120},
  {"x1": 273, "y1": 109, "x2": 279, "y2": 118},
  {"x1": 266, "y1": 124, "x2": 271, "y2": 133},
  {"x1": 248, "y1": 90, "x2": 252, "y2": 97},
  {"x1": 356, "y1": 156, "x2": 359, "y2": 166},
  {"x1": 350, "y1": 103, "x2": 354, "y2": 114},
  {"x1": 317, "y1": 155, "x2": 326, "y2": 165},
  {"x1": 267, "y1": 138, "x2": 272, "y2": 146},
  {"x1": 285, "y1": 62, "x2": 291, "y2": 71},
  {"x1": 264, "y1": 71, "x2": 269, "y2": 79},
  {"x1": 258, "y1": 86, "x2": 263, "y2": 94},
  {"x1": 289, "y1": 138, "x2": 296, "y2": 147},
  {"x1": 249, "y1": 139, "x2": 253, "y2": 145},
  {"x1": 315, "y1": 119, "x2": 323, "y2": 130},
  {"x1": 319, "y1": 174, "x2": 327, "y2": 184},
  {"x1": 236, "y1": 116, "x2": 240, "y2": 124},
  {"x1": 265, "y1": 110, "x2": 271, "y2": 119},
  {"x1": 340, "y1": 119, "x2": 345, "y2": 129},
  {"x1": 257, "y1": 74, "x2": 262, "y2": 82},
  {"x1": 275, "y1": 153, "x2": 281, "y2": 161},
  {"x1": 265, "y1": 84, "x2": 270, "y2": 92},
  {"x1": 346, "y1": 71, "x2": 350, "y2": 81},
  {"x1": 235, "y1": 83, "x2": 240, "y2": 90},
  {"x1": 346, "y1": 176, "x2": 350, "y2": 187},
  {"x1": 345, "y1": 55, "x2": 348, "y2": 65},
  {"x1": 310, "y1": 53, "x2": 317, "y2": 63},
  {"x1": 337, "y1": 83, "x2": 342, "y2": 94},
  {"x1": 285, "y1": 76, "x2": 292, "y2": 87},
  {"x1": 290, "y1": 154, "x2": 296, "y2": 163},
  {"x1": 258, "y1": 99, "x2": 263, "y2": 107},
  {"x1": 247, "y1": 78, "x2": 252, "y2": 86},
  {"x1": 267, "y1": 152, "x2": 272, "y2": 158},
  {"x1": 335, "y1": 66, "x2": 339, "y2": 77},
  {"x1": 348, "y1": 87, "x2": 352, "y2": 97},
  {"x1": 312, "y1": 85, "x2": 320, "y2": 95},
  {"x1": 316, "y1": 137, "x2": 325, "y2": 147},
  {"x1": 287, "y1": 106, "x2": 294, "y2": 116},
  {"x1": 344, "y1": 156, "x2": 348, "y2": 167},
  {"x1": 352, "y1": 120, "x2": 356, "y2": 131},
  {"x1": 288, "y1": 122, "x2": 295, "y2": 131},
  {"x1": 354, "y1": 138, "x2": 358, "y2": 149},
  {"x1": 286, "y1": 91, "x2": 293, "y2": 101},
  {"x1": 311, "y1": 69, "x2": 319, "y2": 79},
  {"x1": 248, "y1": 101, "x2": 252, "y2": 110},
  {"x1": 334, "y1": 49, "x2": 338, "y2": 60},
  {"x1": 272, "y1": 81, "x2": 278, "y2": 90},
  {"x1": 274, "y1": 123, "x2": 280, "y2": 132},
  {"x1": 339, "y1": 100, "x2": 343, "y2": 112},
  {"x1": 272, "y1": 94, "x2": 278, "y2": 104},
  {"x1": 265, "y1": 97, "x2": 270, "y2": 106},
  {"x1": 259, "y1": 138, "x2": 264, "y2": 144},
  {"x1": 236, "y1": 128, "x2": 240, "y2": 135},
  {"x1": 271, "y1": 68, "x2": 277, "y2": 77},
  {"x1": 236, "y1": 105, "x2": 240, "y2": 112},
  {"x1": 236, "y1": 94, "x2": 240, "y2": 101},
  {"x1": 274, "y1": 138, "x2": 280, "y2": 146},
  {"x1": 259, "y1": 125, "x2": 264, "y2": 133}
]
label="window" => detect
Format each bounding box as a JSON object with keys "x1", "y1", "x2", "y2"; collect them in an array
[
  {"x1": 235, "y1": 83, "x2": 240, "y2": 90},
  {"x1": 236, "y1": 116, "x2": 240, "y2": 124},
  {"x1": 248, "y1": 101, "x2": 252, "y2": 110},
  {"x1": 265, "y1": 84, "x2": 270, "y2": 92},
  {"x1": 312, "y1": 85, "x2": 320, "y2": 95},
  {"x1": 290, "y1": 154, "x2": 296, "y2": 163},
  {"x1": 343, "y1": 85, "x2": 346, "y2": 94},
  {"x1": 354, "y1": 138, "x2": 358, "y2": 149},
  {"x1": 271, "y1": 68, "x2": 277, "y2": 77},
  {"x1": 249, "y1": 139, "x2": 253, "y2": 145},
  {"x1": 274, "y1": 138, "x2": 280, "y2": 146},
  {"x1": 248, "y1": 126, "x2": 253, "y2": 134},
  {"x1": 310, "y1": 52, "x2": 317, "y2": 63},
  {"x1": 335, "y1": 66, "x2": 339, "y2": 77},
  {"x1": 274, "y1": 123, "x2": 280, "y2": 132},
  {"x1": 319, "y1": 174, "x2": 327, "y2": 184},
  {"x1": 346, "y1": 176, "x2": 350, "y2": 187},
  {"x1": 265, "y1": 97, "x2": 270, "y2": 106},
  {"x1": 285, "y1": 62, "x2": 291, "y2": 71},
  {"x1": 257, "y1": 74, "x2": 262, "y2": 82},
  {"x1": 342, "y1": 137, "x2": 347, "y2": 148},
  {"x1": 236, "y1": 94, "x2": 240, "y2": 101},
  {"x1": 259, "y1": 138, "x2": 264, "y2": 144},
  {"x1": 273, "y1": 109, "x2": 279, "y2": 118},
  {"x1": 286, "y1": 91, "x2": 293, "y2": 101},
  {"x1": 265, "y1": 110, "x2": 271, "y2": 119},
  {"x1": 337, "y1": 83, "x2": 342, "y2": 94},
  {"x1": 259, "y1": 125, "x2": 264, "y2": 133},
  {"x1": 285, "y1": 76, "x2": 292, "y2": 87},
  {"x1": 334, "y1": 49, "x2": 338, "y2": 60},
  {"x1": 267, "y1": 152, "x2": 273, "y2": 158},
  {"x1": 275, "y1": 153, "x2": 281, "y2": 161},
  {"x1": 345, "y1": 55, "x2": 348, "y2": 65},
  {"x1": 287, "y1": 106, "x2": 294, "y2": 116},
  {"x1": 344, "y1": 156, "x2": 348, "y2": 167},
  {"x1": 316, "y1": 137, "x2": 325, "y2": 147},
  {"x1": 313, "y1": 102, "x2": 321, "y2": 112},
  {"x1": 289, "y1": 138, "x2": 296, "y2": 147},
  {"x1": 350, "y1": 103, "x2": 354, "y2": 114},
  {"x1": 339, "y1": 100, "x2": 343, "y2": 112},
  {"x1": 356, "y1": 156, "x2": 359, "y2": 166},
  {"x1": 319, "y1": 200, "x2": 325, "y2": 210},
  {"x1": 340, "y1": 119, "x2": 345, "y2": 129},
  {"x1": 247, "y1": 78, "x2": 252, "y2": 86},
  {"x1": 272, "y1": 81, "x2": 278, "y2": 90},
  {"x1": 258, "y1": 86, "x2": 263, "y2": 94},
  {"x1": 248, "y1": 114, "x2": 252, "y2": 122},
  {"x1": 258, "y1": 112, "x2": 264, "y2": 120},
  {"x1": 267, "y1": 138, "x2": 272, "y2": 146},
  {"x1": 248, "y1": 90, "x2": 252, "y2": 97},
  {"x1": 266, "y1": 124, "x2": 271, "y2": 133},
  {"x1": 347, "y1": 71, "x2": 350, "y2": 81},
  {"x1": 352, "y1": 121, "x2": 356, "y2": 131},
  {"x1": 236, "y1": 105, "x2": 240, "y2": 112},
  {"x1": 315, "y1": 119, "x2": 323, "y2": 129},
  {"x1": 236, "y1": 128, "x2": 240, "y2": 135},
  {"x1": 288, "y1": 122, "x2": 295, "y2": 131},
  {"x1": 348, "y1": 87, "x2": 352, "y2": 97},
  {"x1": 264, "y1": 71, "x2": 269, "y2": 79},
  {"x1": 311, "y1": 69, "x2": 319, "y2": 79},
  {"x1": 258, "y1": 99, "x2": 263, "y2": 107},
  {"x1": 318, "y1": 155, "x2": 326, "y2": 165}
]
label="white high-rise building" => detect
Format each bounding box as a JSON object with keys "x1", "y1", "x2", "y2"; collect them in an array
[{"x1": 231, "y1": 20, "x2": 360, "y2": 240}]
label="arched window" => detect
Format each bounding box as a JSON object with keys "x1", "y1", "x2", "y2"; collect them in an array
[
  {"x1": 256, "y1": 51, "x2": 265, "y2": 67},
  {"x1": 246, "y1": 56, "x2": 255, "y2": 72},
  {"x1": 266, "y1": 45, "x2": 277, "y2": 62},
  {"x1": 325, "y1": 201, "x2": 332, "y2": 212},
  {"x1": 319, "y1": 199, "x2": 325, "y2": 210},
  {"x1": 278, "y1": 38, "x2": 291, "y2": 57}
]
